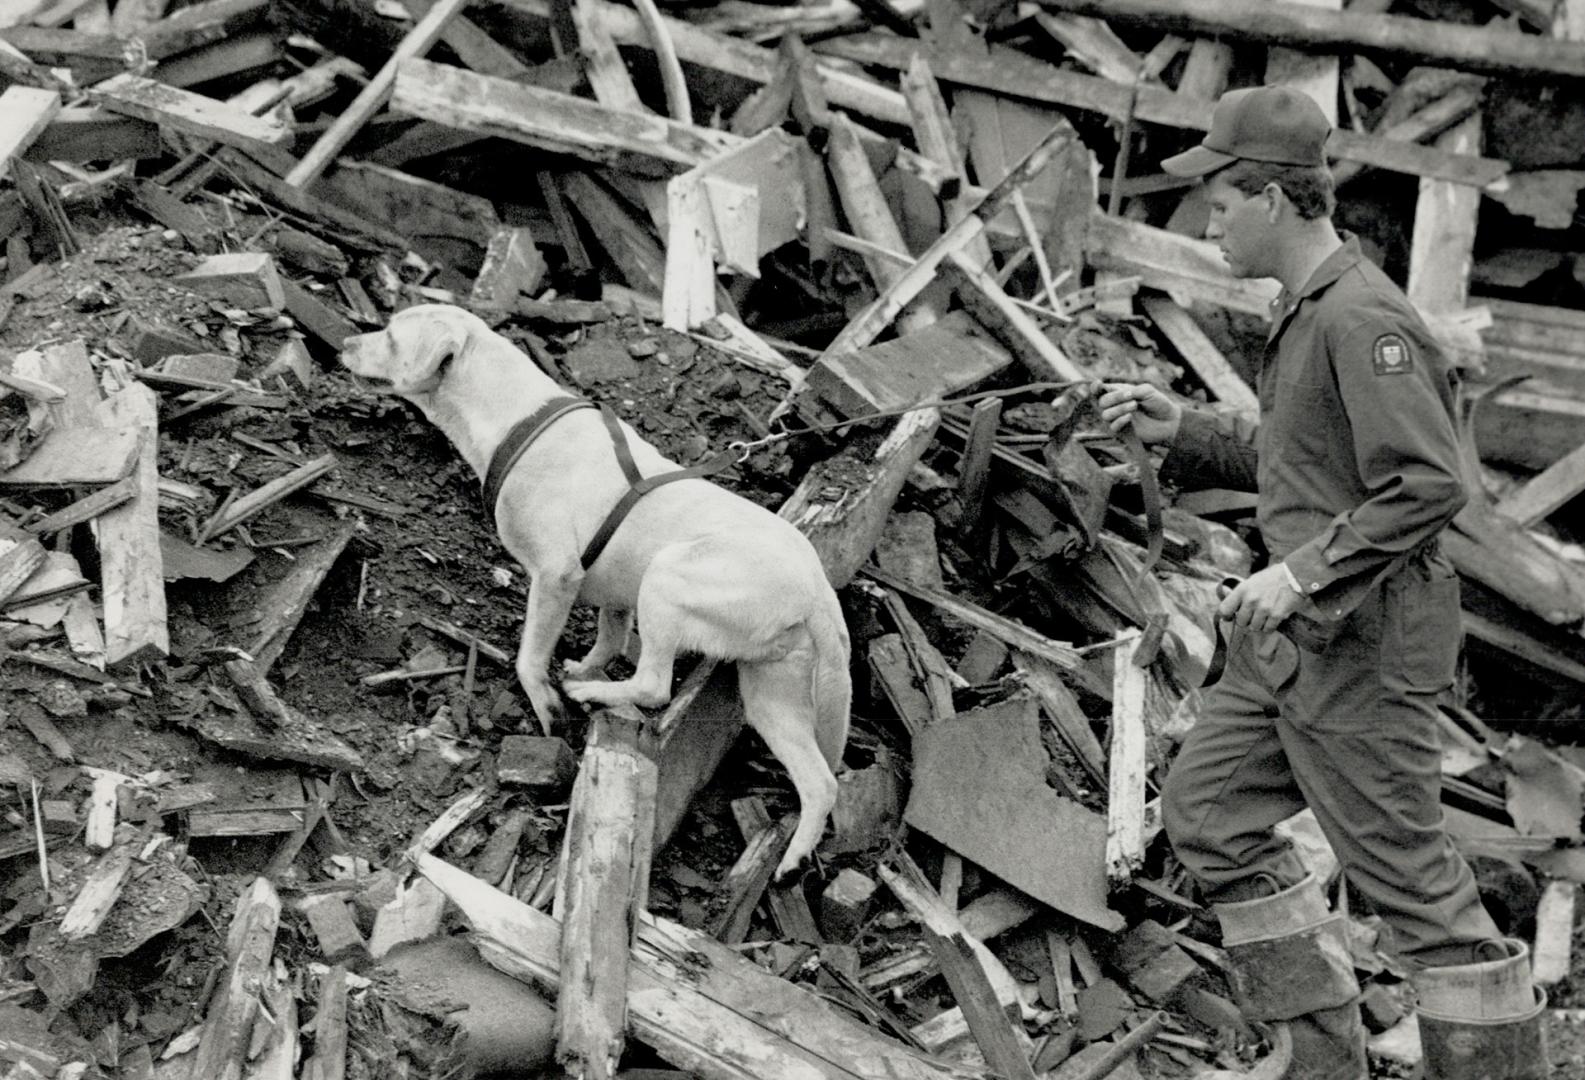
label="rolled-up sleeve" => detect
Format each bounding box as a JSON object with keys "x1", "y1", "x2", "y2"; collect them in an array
[{"x1": 1282, "y1": 319, "x2": 1467, "y2": 597}]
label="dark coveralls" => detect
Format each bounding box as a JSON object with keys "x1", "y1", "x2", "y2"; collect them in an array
[{"x1": 1159, "y1": 236, "x2": 1500, "y2": 963}]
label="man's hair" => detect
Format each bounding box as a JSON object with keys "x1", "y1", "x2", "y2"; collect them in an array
[{"x1": 1218, "y1": 159, "x2": 1336, "y2": 221}]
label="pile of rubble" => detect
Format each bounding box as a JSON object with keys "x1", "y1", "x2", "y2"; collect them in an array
[{"x1": 3, "y1": 0, "x2": 1585, "y2": 1077}]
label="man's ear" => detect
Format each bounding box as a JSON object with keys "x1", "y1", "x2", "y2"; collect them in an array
[{"x1": 1261, "y1": 181, "x2": 1286, "y2": 222}]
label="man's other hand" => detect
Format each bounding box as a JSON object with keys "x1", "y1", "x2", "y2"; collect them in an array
[
  {"x1": 1098, "y1": 383, "x2": 1183, "y2": 446},
  {"x1": 1218, "y1": 564, "x2": 1305, "y2": 634}
]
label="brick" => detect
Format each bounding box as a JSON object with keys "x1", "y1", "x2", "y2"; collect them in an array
[
  {"x1": 819, "y1": 868, "x2": 878, "y2": 942},
  {"x1": 497, "y1": 735, "x2": 576, "y2": 790}
]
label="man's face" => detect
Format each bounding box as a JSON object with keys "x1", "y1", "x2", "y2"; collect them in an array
[{"x1": 1204, "y1": 172, "x2": 1274, "y2": 280}]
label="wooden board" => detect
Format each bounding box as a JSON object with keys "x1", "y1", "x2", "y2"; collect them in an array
[
  {"x1": 93, "y1": 386, "x2": 167, "y2": 669},
  {"x1": 0, "y1": 85, "x2": 60, "y2": 180},
  {"x1": 1407, "y1": 113, "x2": 1481, "y2": 314},
  {"x1": 91, "y1": 73, "x2": 290, "y2": 149},
  {"x1": 1140, "y1": 294, "x2": 1258, "y2": 417},
  {"x1": 1264, "y1": 0, "x2": 1340, "y2": 124},
  {"x1": 29, "y1": 106, "x2": 161, "y2": 163},
  {"x1": 810, "y1": 34, "x2": 1508, "y2": 188},
  {"x1": 806, "y1": 311, "x2": 1012, "y2": 420},
  {"x1": 1087, "y1": 211, "x2": 1280, "y2": 318},
  {"x1": 1494, "y1": 437, "x2": 1585, "y2": 528},
  {"x1": 390, "y1": 57, "x2": 736, "y2": 178},
  {"x1": 0, "y1": 426, "x2": 140, "y2": 488}
]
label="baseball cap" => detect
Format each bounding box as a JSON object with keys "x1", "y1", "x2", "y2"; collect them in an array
[{"x1": 1162, "y1": 85, "x2": 1331, "y2": 177}]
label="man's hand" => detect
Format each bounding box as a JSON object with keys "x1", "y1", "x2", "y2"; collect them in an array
[
  {"x1": 1097, "y1": 383, "x2": 1183, "y2": 446},
  {"x1": 1218, "y1": 564, "x2": 1305, "y2": 634}
]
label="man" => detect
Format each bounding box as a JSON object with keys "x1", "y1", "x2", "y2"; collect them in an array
[{"x1": 1099, "y1": 86, "x2": 1548, "y2": 1080}]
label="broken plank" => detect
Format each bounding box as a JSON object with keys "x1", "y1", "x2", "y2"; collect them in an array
[
  {"x1": 246, "y1": 521, "x2": 355, "y2": 672},
  {"x1": 91, "y1": 73, "x2": 289, "y2": 150},
  {"x1": 391, "y1": 57, "x2": 736, "y2": 178},
  {"x1": 1105, "y1": 633, "x2": 1149, "y2": 890},
  {"x1": 1494, "y1": 438, "x2": 1585, "y2": 528},
  {"x1": 286, "y1": 0, "x2": 471, "y2": 187},
  {"x1": 306, "y1": 965, "x2": 349, "y2": 1080},
  {"x1": 945, "y1": 250, "x2": 1084, "y2": 382},
  {"x1": 732, "y1": 796, "x2": 822, "y2": 942},
  {"x1": 1140, "y1": 294, "x2": 1257, "y2": 416},
  {"x1": 923, "y1": 930, "x2": 1037, "y2": 1080},
  {"x1": 1031, "y1": 0, "x2": 1585, "y2": 81},
  {"x1": 198, "y1": 453, "x2": 337, "y2": 543},
  {"x1": 1086, "y1": 211, "x2": 1278, "y2": 318},
  {"x1": 712, "y1": 812, "x2": 791, "y2": 945},
  {"x1": 500, "y1": 0, "x2": 909, "y2": 125},
  {"x1": 471, "y1": 226, "x2": 547, "y2": 310},
  {"x1": 58, "y1": 823, "x2": 141, "y2": 939},
  {"x1": 904, "y1": 698, "x2": 1124, "y2": 930},
  {"x1": 418, "y1": 852, "x2": 981, "y2": 1080},
  {"x1": 1533, "y1": 880, "x2": 1576, "y2": 987},
  {"x1": 280, "y1": 278, "x2": 359, "y2": 351},
  {"x1": 0, "y1": 86, "x2": 60, "y2": 181},
  {"x1": 562, "y1": 171, "x2": 668, "y2": 295},
  {"x1": 0, "y1": 537, "x2": 45, "y2": 607},
  {"x1": 189, "y1": 876, "x2": 281, "y2": 1080},
  {"x1": 804, "y1": 310, "x2": 1012, "y2": 421},
  {"x1": 93, "y1": 385, "x2": 166, "y2": 670},
  {"x1": 555, "y1": 710, "x2": 656, "y2": 1080},
  {"x1": 186, "y1": 698, "x2": 364, "y2": 772},
  {"x1": 811, "y1": 34, "x2": 1507, "y2": 187},
  {"x1": 0, "y1": 426, "x2": 140, "y2": 488},
  {"x1": 212, "y1": 147, "x2": 407, "y2": 252},
  {"x1": 1407, "y1": 112, "x2": 1481, "y2": 315}
]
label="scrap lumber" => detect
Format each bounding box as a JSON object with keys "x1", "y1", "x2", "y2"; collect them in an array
[
  {"x1": 197, "y1": 453, "x2": 337, "y2": 543},
  {"x1": 864, "y1": 890, "x2": 1040, "y2": 990},
  {"x1": 1265, "y1": 0, "x2": 1341, "y2": 123},
  {"x1": 175, "y1": 251, "x2": 286, "y2": 309},
  {"x1": 554, "y1": 709, "x2": 657, "y2": 1080},
  {"x1": 905, "y1": 698, "x2": 1124, "y2": 930},
  {"x1": 827, "y1": 114, "x2": 939, "y2": 336},
  {"x1": 1030, "y1": 0, "x2": 1585, "y2": 80},
  {"x1": 712, "y1": 809, "x2": 791, "y2": 944},
  {"x1": 900, "y1": 55, "x2": 994, "y2": 271},
  {"x1": 1105, "y1": 633, "x2": 1149, "y2": 890},
  {"x1": 405, "y1": 0, "x2": 530, "y2": 78},
  {"x1": 1445, "y1": 506, "x2": 1585, "y2": 627},
  {"x1": 391, "y1": 58, "x2": 736, "y2": 178},
  {"x1": 92, "y1": 385, "x2": 167, "y2": 669},
  {"x1": 733, "y1": 797, "x2": 822, "y2": 942},
  {"x1": 0, "y1": 427, "x2": 140, "y2": 488},
  {"x1": 286, "y1": 0, "x2": 471, "y2": 187},
  {"x1": 1087, "y1": 212, "x2": 1278, "y2": 318},
  {"x1": 1532, "y1": 880, "x2": 1576, "y2": 986},
  {"x1": 189, "y1": 877, "x2": 281, "y2": 1080},
  {"x1": 0, "y1": 538, "x2": 46, "y2": 608},
  {"x1": 90, "y1": 74, "x2": 289, "y2": 150},
  {"x1": 245, "y1": 520, "x2": 355, "y2": 672},
  {"x1": 1407, "y1": 113, "x2": 1481, "y2": 315},
  {"x1": 1140, "y1": 294, "x2": 1258, "y2": 417},
  {"x1": 1494, "y1": 438, "x2": 1585, "y2": 527},
  {"x1": 663, "y1": 127, "x2": 804, "y2": 329},
  {"x1": 0, "y1": 86, "x2": 59, "y2": 180},
  {"x1": 501, "y1": 0, "x2": 910, "y2": 125},
  {"x1": 58, "y1": 824, "x2": 140, "y2": 940},
  {"x1": 945, "y1": 250, "x2": 1085, "y2": 382},
  {"x1": 471, "y1": 226, "x2": 547, "y2": 310},
  {"x1": 819, "y1": 116, "x2": 1076, "y2": 360},
  {"x1": 323, "y1": 160, "x2": 502, "y2": 261},
  {"x1": 570, "y1": 0, "x2": 646, "y2": 112},
  {"x1": 811, "y1": 35, "x2": 1507, "y2": 187},
  {"x1": 417, "y1": 852, "x2": 982, "y2": 1080},
  {"x1": 28, "y1": 111, "x2": 151, "y2": 170},
  {"x1": 211, "y1": 148, "x2": 407, "y2": 252}
]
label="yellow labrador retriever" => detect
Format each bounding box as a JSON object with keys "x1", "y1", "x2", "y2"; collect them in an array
[{"x1": 340, "y1": 304, "x2": 851, "y2": 876}]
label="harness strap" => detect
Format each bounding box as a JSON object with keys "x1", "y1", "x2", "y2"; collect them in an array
[
  {"x1": 579, "y1": 404, "x2": 738, "y2": 571},
  {"x1": 481, "y1": 396, "x2": 598, "y2": 521}
]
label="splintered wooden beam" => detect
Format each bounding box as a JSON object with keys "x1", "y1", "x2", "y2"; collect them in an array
[
  {"x1": 0, "y1": 86, "x2": 60, "y2": 180},
  {"x1": 93, "y1": 385, "x2": 167, "y2": 670},
  {"x1": 1140, "y1": 294, "x2": 1257, "y2": 417},
  {"x1": 499, "y1": 0, "x2": 909, "y2": 125},
  {"x1": 1031, "y1": 0, "x2": 1585, "y2": 80},
  {"x1": 418, "y1": 852, "x2": 982, "y2": 1080},
  {"x1": 247, "y1": 520, "x2": 356, "y2": 672},
  {"x1": 811, "y1": 34, "x2": 1507, "y2": 187},
  {"x1": 1105, "y1": 632, "x2": 1149, "y2": 889},
  {"x1": 198, "y1": 453, "x2": 337, "y2": 543},
  {"x1": 91, "y1": 74, "x2": 289, "y2": 150},
  {"x1": 1407, "y1": 112, "x2": 1481, "y2": 315},
  {"x1": 190, "y1": 877, "x2": 281, "y2": 1080},
  {"x1": 555, "y1": 710, "x2": 656, "y2": 1080},
  {"x1": 391, "y1": 58, "x2": 736, "y2": 178},
  {"x1": 1494, "y1": 438, "x2": 1585, "y2": 528},
  {"x1": 286, "y1": 0, "x2": 471, "y2": 187},
  {"x1": 58, "y1": 823, "x2": 141, "y2": 939}
]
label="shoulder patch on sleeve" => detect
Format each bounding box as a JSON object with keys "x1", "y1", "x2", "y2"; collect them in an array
[{"x1": 1372, "y1": 333, "x2": 1412, "y2": 376}]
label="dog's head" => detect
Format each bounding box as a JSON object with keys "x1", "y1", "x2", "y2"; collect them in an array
[{"x1": 340, "y1": 304, "x2": 481, "y2": 398}]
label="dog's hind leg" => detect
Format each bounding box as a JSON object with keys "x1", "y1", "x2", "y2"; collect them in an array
[
  {"x1": 738, "y1": 652, "x2": 839, "y2": 879},
  {"x1": 563, "y1": 607, "x2": 632, "y2": 681},
  {"x1": 517, "y1": 564, "x2": 583, "y2": 736}
]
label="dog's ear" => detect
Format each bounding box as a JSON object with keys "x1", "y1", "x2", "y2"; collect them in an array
[{"x1": 396, "y1": 315, "x2": 468, "y2": 394}]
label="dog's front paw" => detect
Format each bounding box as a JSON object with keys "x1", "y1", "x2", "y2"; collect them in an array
[
  {"x1": 561, "y1": 679, "x2": 604, "y2": 704},
  {"x1": 562, "y1": 657, "x2": 606, "y2": 681}
]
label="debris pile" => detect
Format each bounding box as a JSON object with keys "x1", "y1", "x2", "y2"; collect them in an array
[{"x1": 1, "y1": 0, "x2": 1585, "y2": 1077}]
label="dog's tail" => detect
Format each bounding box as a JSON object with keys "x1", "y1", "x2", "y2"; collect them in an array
[{"x1": 807, "y1": 596, "x2": 852, "y2": 770}]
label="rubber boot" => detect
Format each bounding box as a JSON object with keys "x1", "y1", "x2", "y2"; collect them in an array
[
  {"x1": 1214, "y1": 874, "x2": 1368, "y2": 1080},
  {"x1": 1414, "y1": 938, "x2": 1549, "y2": 1080}
]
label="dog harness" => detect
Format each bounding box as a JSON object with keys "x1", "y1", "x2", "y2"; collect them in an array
[{"x1": 481, "y1": 395, "x2": 735, "y2": 572}]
